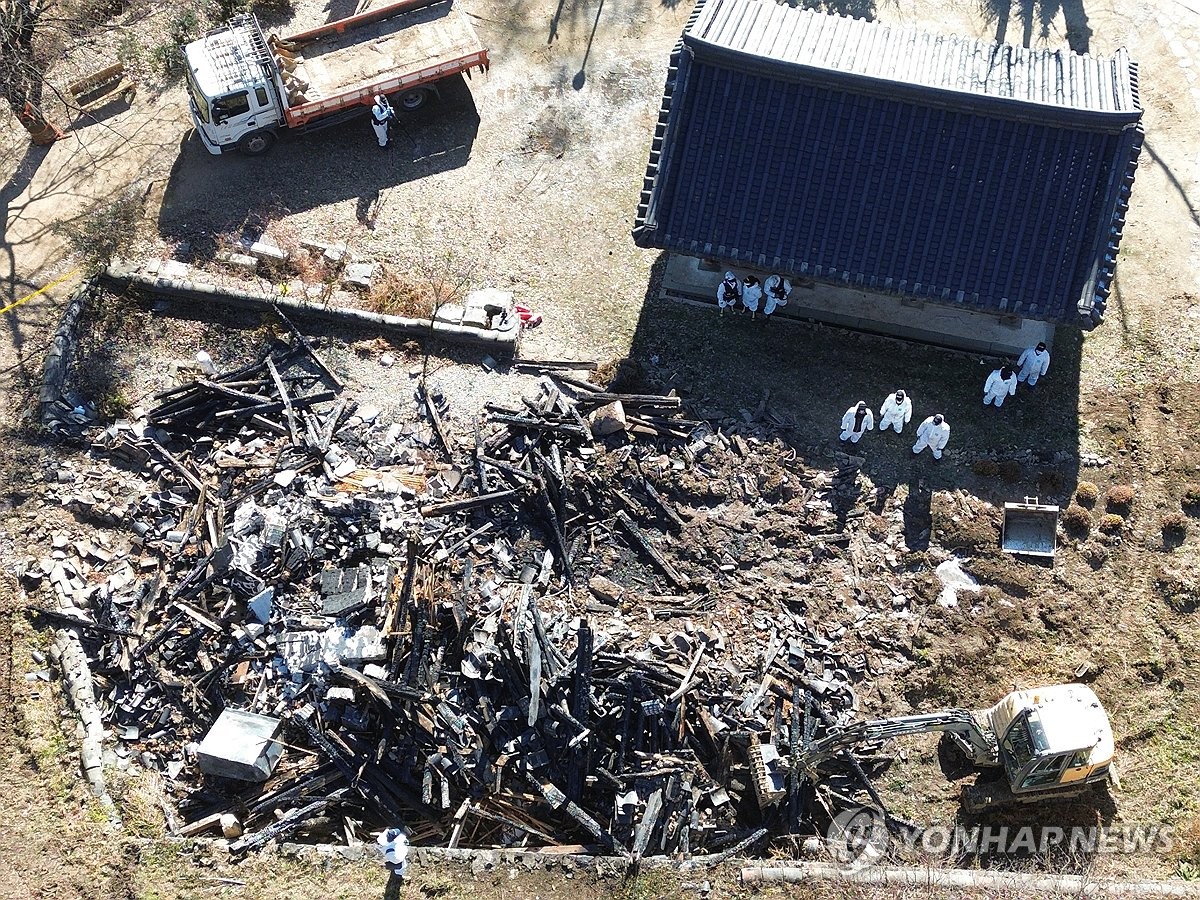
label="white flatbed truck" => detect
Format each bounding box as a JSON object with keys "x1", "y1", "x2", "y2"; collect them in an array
[{"x1": 184, "y1": 0, "x2": 488, "y2": 155}]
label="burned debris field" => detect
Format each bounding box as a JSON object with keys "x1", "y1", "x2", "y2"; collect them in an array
[
  {"x1": 30, "y1": 320, "x2": 898, "y2": 860},
  {"x1": 24, "y1": 280, "x2": 1194, "y2": 886}
]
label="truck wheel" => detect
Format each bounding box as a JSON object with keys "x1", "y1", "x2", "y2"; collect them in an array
[
  {"x1": 238, "y1": 130, "x2": 276, "y2": 155},
  {"x1": 397, "y1": 88, "x2": 428, "y2": 111}
]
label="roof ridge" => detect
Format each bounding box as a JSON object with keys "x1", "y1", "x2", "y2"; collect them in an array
[{"x1": 683, "y1": 0, "x2": 1140, "y2": 116}]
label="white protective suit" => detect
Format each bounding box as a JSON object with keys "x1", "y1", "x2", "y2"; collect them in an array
[
  {"x1": 377, "y1": 828, "x2": 409, "y2": 877},
  {"x1": 742, "y1": 279, "x2": 763, "y2": 315},
  {"x1": 370, "y1": 96, "x2": 394, "y2": 147},
  {"x1": 1017, "y1": 345, "x2": 1051, "y2": 386},
  {"x1": 839, "y1": 404, "x2": 874, "y2": 443},
  {"x1": 716, "y1": 273, "x2": 741, "y2": 312},
  {"x1": 763, "y1": 275, "x2": 791, "y2": 316},
  {"x1": 912, "y1": 415, "x2": 950, "y2": 459},
  {"x1": 983, "y1": 368, "x2": 1018, "y2": 407},
  {"x1": 878, "y1": 391, "x2": 912, "y2": 433}
]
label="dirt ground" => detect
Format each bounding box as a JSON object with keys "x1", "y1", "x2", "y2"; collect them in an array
[{"x1": 3, "y1": 0, "x2": 1200, "y2": 896}]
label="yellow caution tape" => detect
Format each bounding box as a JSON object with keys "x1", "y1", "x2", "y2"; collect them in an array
[{"x1": 0, "y1": 268, "x2": 81, "y2": 316}]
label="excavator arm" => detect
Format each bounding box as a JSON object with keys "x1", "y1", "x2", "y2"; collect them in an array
[{"x1": 798, "y1": 710, "x2": 999, "y2": 779}]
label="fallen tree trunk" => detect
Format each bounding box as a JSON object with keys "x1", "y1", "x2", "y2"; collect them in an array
[{"x1": 740, "y1": 863, "x2": 1200, "y2": 898}]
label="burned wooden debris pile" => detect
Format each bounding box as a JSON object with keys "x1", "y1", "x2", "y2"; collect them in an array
[{"x1": 23, "y1": 340, "x2": 920, "y2": 860}]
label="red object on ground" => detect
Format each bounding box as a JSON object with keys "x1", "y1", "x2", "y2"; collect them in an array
[{"x1": 515, "y1": 304, "x2": 543, "y2": 328}]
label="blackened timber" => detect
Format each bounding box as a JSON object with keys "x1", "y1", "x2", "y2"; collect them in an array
[
  {"x1": 684, "y1": 827, "x2": 768, "y2": 869},
  {"x1": 527, "y1": 777, "x2": 619, "y2": 854},
  {"x1": 527, "y1": 625, "x2": 542, "y2": 727},
  {"x1": 420, "y1": 488, "x2": 524, "y2": 518},
  {"x1": 292, "y1": 714, "x2": 434, "y2": 821},
  {"x1": 387, "y1": 538, "x2": 419, "y2": 681},
  {"x1": 265, "y1": 356, "x2": 300, "y2": 446},
  {"x1": 512, "y1": 360, "x2": 599, "y2": 372},
  {"x1": 615, "y1": 510, "x2": 689, "y2": 589},
  {"x1": 210, "y1": 390, "x2": 338, "y2": 419},
  {"x1": 420, "y1": 382, "x2": 455, "y2": 458},
  {"x1": 404, "y1": 602, "x2": 428, "y2": 689},
  {"x1": 477, "y1": 455, "x2": 538, "y2": 483},
  {"x1": 243, "y1": 767, "x2": 342, "y2": 823},
  {"x1": 531, "y1": 477, "x2": 574, "y2": 585},
  {"x1": 489, "y1": 413, "x2": 588, "y2": 440},
  {"x1": 272, "y1": 304, "x2": 344, "y2": 389},
  {"x1": 473, "y1": 421, "x2": 489, "y2": 492},
  {"x1": 144, "y1": 438, "x2": 206, "y2": 494},
  {"x1": 195, "y1": 380, "x2": 275, "y2": 406},
  {"x1": 248, "y1": 415, "x2": 289, "y2": 436},
  {"x1": 641, "y1": 479, "x2": 684, "y2": 531},
  {"x1": 29, "y1": 606, "x2": 137, "y2": 638},
  {"x1": 551, "y1": 374, "x2": 603, "y2": 394},
  {"x1": 631, "y1": 788, "x2": 664, "y2": 861},
  {"x1": 566, "y1": 620, "x2": 593, "y2": 800},
  {"x1": 575, "y1": 393, "x2": 682, "y2": 408},
  {"x1": 468, "y1": 802, "x2": 558, "y2": 844},
  {"x1": 228, "y1": 795, "x2": 339, "y2": 854}
]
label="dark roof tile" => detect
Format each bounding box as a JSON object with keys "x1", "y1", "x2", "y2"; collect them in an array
[{"x1": 633, "y1": 0, "x2": 1144, "y2": 327}]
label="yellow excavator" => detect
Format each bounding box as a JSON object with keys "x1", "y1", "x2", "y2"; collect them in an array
[{"x1": 795, "y1": 683, "x2": 1114, "y2": 812}]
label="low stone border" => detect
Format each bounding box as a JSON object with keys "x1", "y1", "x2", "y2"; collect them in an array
[
  {"x1": 50, "y1": 626, "x2": 120, "y2": 824},
  {"x1": 39, "y1": 276, "x2": 96, "y2": 431},
  {"x1": 101, "y1": 263, "x2": 521, "y2": 353}
]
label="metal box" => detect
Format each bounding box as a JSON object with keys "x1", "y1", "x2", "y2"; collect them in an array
[
  {"x1": 1002, "y1": 497, "x2": 1059, "y2": 558},
  {"x1": 196, "y1": 708, "x2": 283, "y2": 782}
]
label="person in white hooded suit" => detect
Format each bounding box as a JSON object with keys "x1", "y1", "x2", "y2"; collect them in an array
[
  {"x1": 983, "y1": 366, "x2": 1018, "y2": 407},
  {"x1": 878, "y1": 389, "x2": 912, "y2": 433},
  {"x1": 912, "y1": 414, "x2": 950, "y2": 459},
  {"x1": 1017, "y1": 341, "x2": 1051, "y2": 387},
  {"x1": 370, "y1": 94, "x2": 395, "y2": 148},
  {"x1": 840, "y1": 401, "x2": 874, "y2": 443}
]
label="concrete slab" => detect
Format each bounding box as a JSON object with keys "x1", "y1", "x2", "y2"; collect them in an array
[
  {"x1": 662, "y1": 255, "x2": 1054, "y2": 356},
  {"x1": 196, "y1": 708, "x2": 283, "y2": 781}
]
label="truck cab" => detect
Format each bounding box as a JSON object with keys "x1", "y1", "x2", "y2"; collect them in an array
[{"x1": 185, "y1": 17, "x2": 286, "y2": 155}]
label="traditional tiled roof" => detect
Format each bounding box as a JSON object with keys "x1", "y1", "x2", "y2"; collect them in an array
[{"x1": 633, "y1": 0, "x2": 1144, "y2": 326}]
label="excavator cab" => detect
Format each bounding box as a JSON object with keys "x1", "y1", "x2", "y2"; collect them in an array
[{"x1": 987, "y1": 684, "x2": 1114, "y2": 797}]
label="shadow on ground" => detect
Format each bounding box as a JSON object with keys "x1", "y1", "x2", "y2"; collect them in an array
[
  {"x1": 156, "y1": 76, "x2": 481, "y2": 246},
  {"x1": 980, "y1": 0, "x2": 1092, "y2": 51},
  {"x1": 618, "y1": 252, "x2": 1083, "y2": 523}
]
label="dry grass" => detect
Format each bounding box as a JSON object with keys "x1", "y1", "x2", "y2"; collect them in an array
[
  {"x1": 1162, "y1": 512, "x2": 1188, "y2": 539},
  {"x1": 1106, "y1": 484, "x2": 1136, "y2": 512},
  {"x1": 970, "y1": 459, "x2": 999, "y2": 477},
  {"x1": 1061, "y1": 504, "x2": 1091, "y2": 534},
  {"x1": 368, "y1": 267, "x2": 437, "y2": 319},
  {"x1": 996, "y1": 459, "x2": 1023, "y2": 482},
  {"x1": 1099, "y1": 513, "x2": 1126, "y2": 534},
  {"x1": 1074, "y1": 481, "x2": 1099, "y2": 506},
  {"x1": 1182, "y1": 483, "x2": 1200, "y2": 512}
]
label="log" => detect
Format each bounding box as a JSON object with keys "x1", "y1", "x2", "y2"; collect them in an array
[
  {"x1": 615, "y1": 511, "x2": 689, "y2": 589},
  {"x1": 420, "y1": 488, "x2": 523, "y2": 518}
]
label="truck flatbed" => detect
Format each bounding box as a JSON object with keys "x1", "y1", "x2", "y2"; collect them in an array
[{"x1": 275, "y1": 0, "x2": 486, "y2": 124}]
